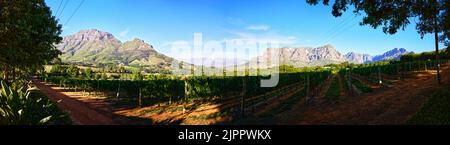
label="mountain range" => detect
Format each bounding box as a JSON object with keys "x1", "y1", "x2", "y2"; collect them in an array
[
  {"x1": 55, "y1": 29, "x2": 411, "y2": 70},
  {"x1": 344, "y1": 48, "x2": 409, "y2": 64},
  {"x1": 249, "y1": 45, "x2": 410, "y2": 68},
  {"x1": 56, "y1": 29, "x2": 173, "y2": 70}
]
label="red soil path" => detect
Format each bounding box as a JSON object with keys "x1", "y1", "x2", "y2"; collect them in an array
[{"x1": 32, "y1": 78, "x2": 117, "y2": 125}]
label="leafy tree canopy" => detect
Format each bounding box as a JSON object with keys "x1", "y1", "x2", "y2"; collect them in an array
[
  {"x1": 306, "y1": 0, "x2": 449, "y2": 47},
  {"x1": 0, "y1": 0, "x2": 62, "y2": 82}
]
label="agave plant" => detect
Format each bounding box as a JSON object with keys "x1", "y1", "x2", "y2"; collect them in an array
[{"x1": 0, "y1": 81, "x2": 68, "y2": 125}]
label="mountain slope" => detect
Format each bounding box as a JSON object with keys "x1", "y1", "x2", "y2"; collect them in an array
[
  {"x1": 249, "y1": 44, "x2": 347, "y2": 68},
  {"x1": 344, "y1": 52, "x2": 373, "y2": 64},
  {"x1": 57, "y1": 29, "x2": 122, "y2": 64},
  {"x1": 56, "y1": 29, "x2": 173, "y2": 68},
  {"x1": 56, "y1": 29, "x2": 412, "y2": 70},
  {"x1": 372, "y1": 48, "x2": 409, "y2": 62}
]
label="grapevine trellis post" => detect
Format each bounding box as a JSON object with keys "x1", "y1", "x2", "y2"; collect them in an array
[
  {"x1": 418, "y1": 59, "x2": 421, "y2": 71},
  {"x1": 96, "y1": 79, "x2": 99, "y2": 96},
  {"x1": 396, "y1": 63, "x2": 399, "y2": 80},
  {"x1": 305, "y1": 73, "x2": 310, "y2": 106},
  {"x1": 241, "y1": 76, "x2": 246, "y2": 119},
  {"x1": 425, "y1": 60, "x2": 428, "y2": 71},
  {"x1": 183, "y1": 77, "x2": 188, "y2": 114},
  {"x1": 74, "y1": 80, "x2": 78, "y2": 92},
  {"x1": 116, "y1": 79, "x2": 121, "y2": 101},
  {"x1": 401, "y1": 62, "x2": 405, "y2": 80},
  {"x1": 138, "y1": 81, "x2": 142, "y2": 108},
  {"x1": 378, "y1": 66, "x2": 382, "y2": 86},
  {"x1": 409, "y1": 61, "x2": 412, "y2": 72},
  {"x1": 347, "y1": 68, "x2": 352, "y2": 97}
]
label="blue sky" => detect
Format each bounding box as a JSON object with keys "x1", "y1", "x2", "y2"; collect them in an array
[{"x1": 45, "y1": 0, "x2": 443, "y2": 60}]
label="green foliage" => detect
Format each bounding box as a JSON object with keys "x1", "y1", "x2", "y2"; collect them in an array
[
  {"x1": 42, "y1": 70, "x2": 332, "y2": 102},
  {"x1": 401, "y1": 51, "x2": 450, "y2": 62},
  {"x1": 0, "y1": 81, "x2": 70, "y2": 125},
  {"x1": 0, "y1": 0, "x2": 62, "y2": 82},
  {"x1": 306, "y1": 0, "x2": 449, "y2": 46},
  {"x1": 407, "y1": 88, "x2": 450, "y2": 125},
  {"x1": 324, "y1": 77, "x2": 340, "y2": 104},
  {"x1": 101, "y1": 73, "x2": 108, "y2": 80},
  {"x1": 66, "y1": 65, "x2": 79, "y2": 78},
  {"x1": 49, "y1": 64, "x2": 67, "y2": 75},
  {"x1": 84, "y1": 68, "x2": 93, "y2": 79},
  {"x1": 131, "y1": 70, "x2": 144, "y2": 81},
  {"x1": 351, "y1": 78, "x2": 372, "y2": 93}
]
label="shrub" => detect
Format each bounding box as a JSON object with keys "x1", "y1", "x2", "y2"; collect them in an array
[{"x1": 0, "y1": 81, "x2": 70, "y2": 125}]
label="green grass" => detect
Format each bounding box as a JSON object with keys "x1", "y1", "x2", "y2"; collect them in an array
[
  {"x1": 351, "y1": 78, "x2": 373, "y2": 93},
  {"x1": 324, "y1": 78, "x2": 340, "y2": 104},
  {"x1": 340, "y1": 75, "x2": 349, "y2": 92},
  {"x1": 407, "y1": 88, "x2": 450, "y2": 125}
]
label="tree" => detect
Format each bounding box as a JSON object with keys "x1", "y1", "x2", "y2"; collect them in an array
[
  {"x1": 84, "y1": 68, "x2": 93, "y2": 79},
  {"x1": 131, "y1": 70, "x2": 144, "y2": 81},
  {"x1": 66, "y1": 65, "x2": 79, "y2": 78},
  {"x1": 130, "y1": 70, "x2": 144, "y2": 107},
  {"x1": 307, "y1": 0, "x2": 449, "y2": 84},
  {"x1": 0, "y1": 0, "x2": 62, "y2": 83},
  {"x1": 49, "y1": 64, "x2": 66, "y2": 75}
]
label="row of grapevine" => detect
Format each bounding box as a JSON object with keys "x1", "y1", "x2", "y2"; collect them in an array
[
  {"x1": 41, "y1": 70, "x2": 331, "y2": 103},
  {"x1": 352, "y1": 59, "x2": 450, "y2": 77},
  {"x1": 337, "y1": 59, "x2": 450, "y2": 96}
]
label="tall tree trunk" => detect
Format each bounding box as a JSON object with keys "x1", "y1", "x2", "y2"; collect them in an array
[{"x1": 434, "y1": 16, "x2": 441, "y2": 84}]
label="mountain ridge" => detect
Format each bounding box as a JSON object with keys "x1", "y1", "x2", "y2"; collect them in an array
[
  {"x1": 56, "y1": 29, "x2": 174, "y2": 71},
  {"x1": 56, "y1": 29, "x2": 412, "y2": 71}
]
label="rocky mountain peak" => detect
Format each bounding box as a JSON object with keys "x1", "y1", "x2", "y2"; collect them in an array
[
  {"x1": 120, "y1": 38, "x2": 154, "y2": 51},
  {"x1": 344, "y1": 52, "x2": 373, "y2": 64},
  {"x1": 55, "y1": 29, "x2": 172, "y2": 67},
  {"x1": 68, "y1": 29, "x2": 119, "y2": 42},
  {"x1": 372, "y1": 47, "x2": 409, "y2": 62},
  {"x1": 250, "y1": 44, "x2": 347, "y2": 68}
]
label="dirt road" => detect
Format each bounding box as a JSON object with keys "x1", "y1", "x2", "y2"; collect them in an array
[{"x1": 32, "y1": 78, "x2": 117, "y2": 125}]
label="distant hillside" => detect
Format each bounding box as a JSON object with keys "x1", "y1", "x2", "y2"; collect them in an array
[
  {"x1": 372, "y1": 48, "x2": 409, "y2": 62},
  {"x1": 248, "y1": 44, "x2": 347, "y2": 68},
  {"x1": 344, "y1": 48, "x2": 410, "y2": 64},
  {"x1": 344, "y1": 52, "x2": 373, "y2": 64},
  {"x1": 247, "y1": 45, "x2": 412, "y2": 68}
]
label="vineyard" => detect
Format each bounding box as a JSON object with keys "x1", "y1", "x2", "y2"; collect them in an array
[
  {"x1": 37, "y1": 58, "x2": 450, "y2": 124},
  {"x1": 41, "y1": 70, "x2": 331, "y2": 119}
]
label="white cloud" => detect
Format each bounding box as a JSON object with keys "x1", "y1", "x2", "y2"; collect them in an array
[
  {"x1": 119, "y1": 28, "x2": 130, "y2": 37},
  {"x1": 245, "y1": 25, "x2": 271, "y2": 31}
]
